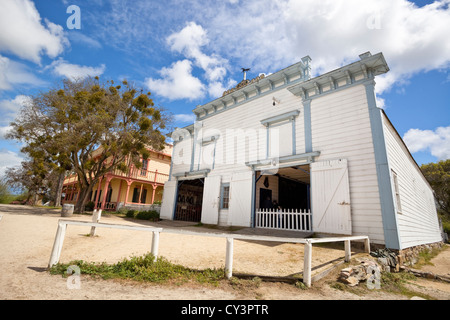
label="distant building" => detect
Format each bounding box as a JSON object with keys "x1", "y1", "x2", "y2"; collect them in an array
[
  {"x1": 62, "y1": 144, "x2": 173, "y2": 211},
  {"x1": 160, "y1": 52, "x2": 442, "y2": 250}
]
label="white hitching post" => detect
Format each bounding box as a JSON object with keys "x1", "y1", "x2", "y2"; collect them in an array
[
  {"x1": 90, "y1": 209, "x2": 102, "y2": 236},
  {"x1": 344, "y1": 240, "x2": 351, "y2": 262},
  {"x1": 48, "y1": 221, "x2": 67, "y2": 267},
  {"x1": 225, "y1": 237, "x2": 234, "y2": 279},
  {"x1": 364, "y1": 237, "x2": 371, "y2": 253},
  {"x1": 303, "y1": 240, "x2": 312, "y2": 287},
  {"x1": 151, "y1": 231, "x2": 160, "y2": 261}
]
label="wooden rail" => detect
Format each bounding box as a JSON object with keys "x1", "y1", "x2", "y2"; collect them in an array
[{"x1": 48, "y1": 219, "x2": 370, "y2": 287}]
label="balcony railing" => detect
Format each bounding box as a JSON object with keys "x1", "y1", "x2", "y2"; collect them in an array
[
  {"x1": 64, "y1": 167, "x2": 169, "y2": 186},
  {"x1": 112, "y1": 167, "x2": 169, "y2": 184}
]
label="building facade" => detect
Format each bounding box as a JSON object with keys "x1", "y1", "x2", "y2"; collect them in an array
[
  {"x1": 160, "y1": 52, "x2": 442, "y2": 250},
  {"x1": 62, "y1": 144, "x2": 173, "y2": 211}
]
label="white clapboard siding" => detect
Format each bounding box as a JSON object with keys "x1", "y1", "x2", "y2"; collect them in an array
[
  {"x1": 311, "y1": 159, "x2": 352, "y2": 235},
  {"x1": 382, "y1": 114, "x2": 441, "y2": 249},
  {"x1": 310, "y1": 84, "x2": 384, "y2": 243}
]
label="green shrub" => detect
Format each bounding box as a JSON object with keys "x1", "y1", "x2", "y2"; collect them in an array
[
  {"x1": 126, "y1": 210, "x2": 138, "y2": 218},
  {"x1": 135, "y1": 210, "x2": 159, "y2": 221}
]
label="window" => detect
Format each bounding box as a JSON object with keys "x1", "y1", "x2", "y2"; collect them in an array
[
  {"x1": 140, "y1": 159, "x2": 148, "y2": 176},
  {"x1": 220, "y1": 183, "x2": 230, "y2": 209},
  {"x1": 392, "y1": 170, "x2": 402, "y2": 213},
  {"x1": 261, "y1": 109, "x2": 300, "y2": 159}
]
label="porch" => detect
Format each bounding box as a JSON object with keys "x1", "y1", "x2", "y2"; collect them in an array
[{"x1": 62, "y1": 168, "x2": 169, "y2": 211}]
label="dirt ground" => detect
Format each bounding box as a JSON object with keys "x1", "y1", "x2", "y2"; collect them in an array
[{"x1": 0, "y1": 204, "x2": 449, "y2": 301}]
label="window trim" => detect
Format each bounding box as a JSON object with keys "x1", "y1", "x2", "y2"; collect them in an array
[
  {"x1": 220, "y1": 183, "x2": 230, "y2": 210},
  {"x1": 391, "y1": 169, "x2": 402, "y2": 214}
]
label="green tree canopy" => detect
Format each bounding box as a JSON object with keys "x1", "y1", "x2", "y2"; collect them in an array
[
  {"x1": 421, "y1": 159, "x2": 450, "y2": 217},
  {"x1": 7, "y1": 77, "x2": 171, "y2": 212}
]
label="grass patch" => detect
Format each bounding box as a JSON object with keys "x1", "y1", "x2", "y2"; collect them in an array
[
  {"x1": 49, "y1": 253, "x2": 225, "y2": 285},
  {"x1": 380, "y1": 272, "x2": 434, "y2": 300}
]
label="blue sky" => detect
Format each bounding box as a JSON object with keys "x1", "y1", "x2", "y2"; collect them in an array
[{"x1": 0, "y1": 0, "x2": 449, "y2": 176}]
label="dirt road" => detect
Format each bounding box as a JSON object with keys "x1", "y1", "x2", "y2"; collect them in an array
[{"x1": 0, "y1": 204, "x2": 448, "y2": 300}]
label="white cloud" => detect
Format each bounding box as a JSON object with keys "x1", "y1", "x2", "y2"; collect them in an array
[
  {"x1": 199, "y1": 0, "x2": 450, "y2": 96},
  {"x1": 403, "y1": 126, "x2": 450, "y2": 160},
  {"x1": 0, "y1": 55, "x2": 46, "y2": 90},
  {"x1": 146, "y1": 60, "x2": 205, "y2": 100},
  {"x1": 0, "y1": 149, "x2": 23, "y2": 178},
  {"x1": 173, "y1": 113, "x2": 196, "y2": 123},
  {"x1": 167, "y1": 22, "x2": 228, "y2": 83},
  {"x1": 208, "y1": 79, "x2": 238, "y2": 99},
  {"x1": 0, "y1": 95, "x2": 32, "y2": 141},
  {"x1": 0, "y1": 0, "x2": 68, "y2": 64},
  {"x1": 49, "y1": 59, "x2": 106, "y2": 80},
  {"x1": 0, "y1": 95, "x2": 31, "y2": 121},
  {"x1": 68, "y1": 33, "x2": 102, "y2": 49}
]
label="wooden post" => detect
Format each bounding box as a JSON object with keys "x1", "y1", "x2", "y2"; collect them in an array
[
  {"x1": 344, "y1": 240, "x2": 351, "y2": 262},
  {"x1": 100, "y1": 177, "x2": 111, "y2": 210},
  {"x1": 303, "y1": 240, "x2": 312, "y2": 287},
  {"x1": 151, "y1": 186, "x2": 157, "y2": 204},
  {"x1": 151, "y1": 231, "x2": 160, "y2": 261},
  {"x1": 364, "y1": 237, "x2": 371, "y2": 253},
  {"x1": 124, "y1": 180, "x2": 132, "y2": 205},
  {"x1": 48, "y1": 222, "x2": 67, "y2": 268},
  {"x1": 89, "y1": 209, "x2": 102, "y2": 236},
  {"x1": 225, "y1": 237, "x2": 234, "y2": 279}
]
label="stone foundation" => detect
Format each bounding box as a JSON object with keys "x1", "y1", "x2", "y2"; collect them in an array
[{"x1": 397, "y1": 241, "x2": 445, "y2": 267}]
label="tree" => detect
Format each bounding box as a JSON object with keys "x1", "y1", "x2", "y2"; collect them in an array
[
  {"x1": 7, "y1": 77, "x2": 170, "y2": 213},
  {"x1": 4, "y1": 159, "x2": 58, "y2": 205},
  {"x1": 421, "y1": 159, "x2": 450, "y2": 217}
]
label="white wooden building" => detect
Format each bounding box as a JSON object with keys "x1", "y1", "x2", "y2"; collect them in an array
[{"x1": 160, "y1": 52, "x2": 442, "y2": 250}]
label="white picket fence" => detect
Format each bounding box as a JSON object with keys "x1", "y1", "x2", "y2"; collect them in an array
[{"x1": 255, "y1": 208, "x2": 312, "y2": 232}]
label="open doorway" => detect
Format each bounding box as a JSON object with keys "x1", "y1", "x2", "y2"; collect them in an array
[
  {"x1": 255, "y1": 165, "x2": 311, "y2": 232},
  {"x1": 174, "y1": 178, "x2": 204, "y2": 222},
  {"x1": 256, "y1": 165, "x2": 310, "y2": 211}
]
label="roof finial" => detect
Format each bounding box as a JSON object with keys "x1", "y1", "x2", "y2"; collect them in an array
[{"x1": 241, "y1": 67, "x2": 250, "y2": 81}]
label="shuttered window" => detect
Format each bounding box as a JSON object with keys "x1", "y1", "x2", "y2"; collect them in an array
[{"x1": 392, "y1": 170, "x2": 402, "y2": 214}]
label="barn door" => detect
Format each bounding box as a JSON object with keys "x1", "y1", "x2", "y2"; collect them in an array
[
  {"x1": 160, "y1": 180, "x2": 178, "y2": 220},
  {"x1": 201, "y1": 175, "x2": 221, "y2": 224},
  {"x1": 228, "y1": 171, "x2": 253, "y2": 227},
  {"x1": 310, "y1": 159, "x2": 352, "y2": 235}
]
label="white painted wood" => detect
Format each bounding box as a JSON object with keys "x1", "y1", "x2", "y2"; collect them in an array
[
  {"x1": 344, "y1": 240, "x2": 351, "y2": 262},
  {"x1": 303, "y1": 241, "x2": 312, "y2": 287},
  {"x1": 160, "y1": 180, "x2": 178, "y2": 220},
  {"x1": 255, "y1": 208, "x2": 312, "y2": 232},
  {"x1": 311, "y1": 159, "x2": 352, "y2": 235},
  {"x1": 89, "y1": 209, "x2": 102, "y2": 236},
  {"x1": 225, "y1": 237, "x2": 234, "y2": 279},
  {"x1": 201, "y1": 175, "x2": 221, "y2": 224},
  {"x1": 382, "y1": 114, "x2": 442, "y2": 249},
  {"x1": 228, "y1": 171, "x2": 253, "y2": 227},
  {"x1": 151, "y1": 231, "x2": 160, "y2": 261},
  {"x1": 310, "y1": 85, "x2": 384, "y2": 243},
  {"x1": 48, "y1": 222, "x2": 67, "y2": 268}
]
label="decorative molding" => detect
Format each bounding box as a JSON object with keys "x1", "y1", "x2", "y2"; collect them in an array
[
  {"x1": 260, "y1": 110, "x2": 300, "y2": 127},
  {"x1": 288, "y1": 52, "x2": 389, "y2": 102}
]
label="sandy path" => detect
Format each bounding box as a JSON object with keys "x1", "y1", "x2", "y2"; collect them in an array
[{"x1": 0, "y1": 204, "x2": 448, "y2": 300}]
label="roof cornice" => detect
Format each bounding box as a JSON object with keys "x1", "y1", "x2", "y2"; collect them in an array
[{"x1": 288, "y1": 52, "x2": 389, "y2": 100}]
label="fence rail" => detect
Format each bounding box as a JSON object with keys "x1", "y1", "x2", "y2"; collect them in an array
[
  {"x1": 48, "y1": 219, "x2": 370, "y2": 287},
  {"x1": 256, "y1": 208, "x2": 312, "y2": 232}
]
